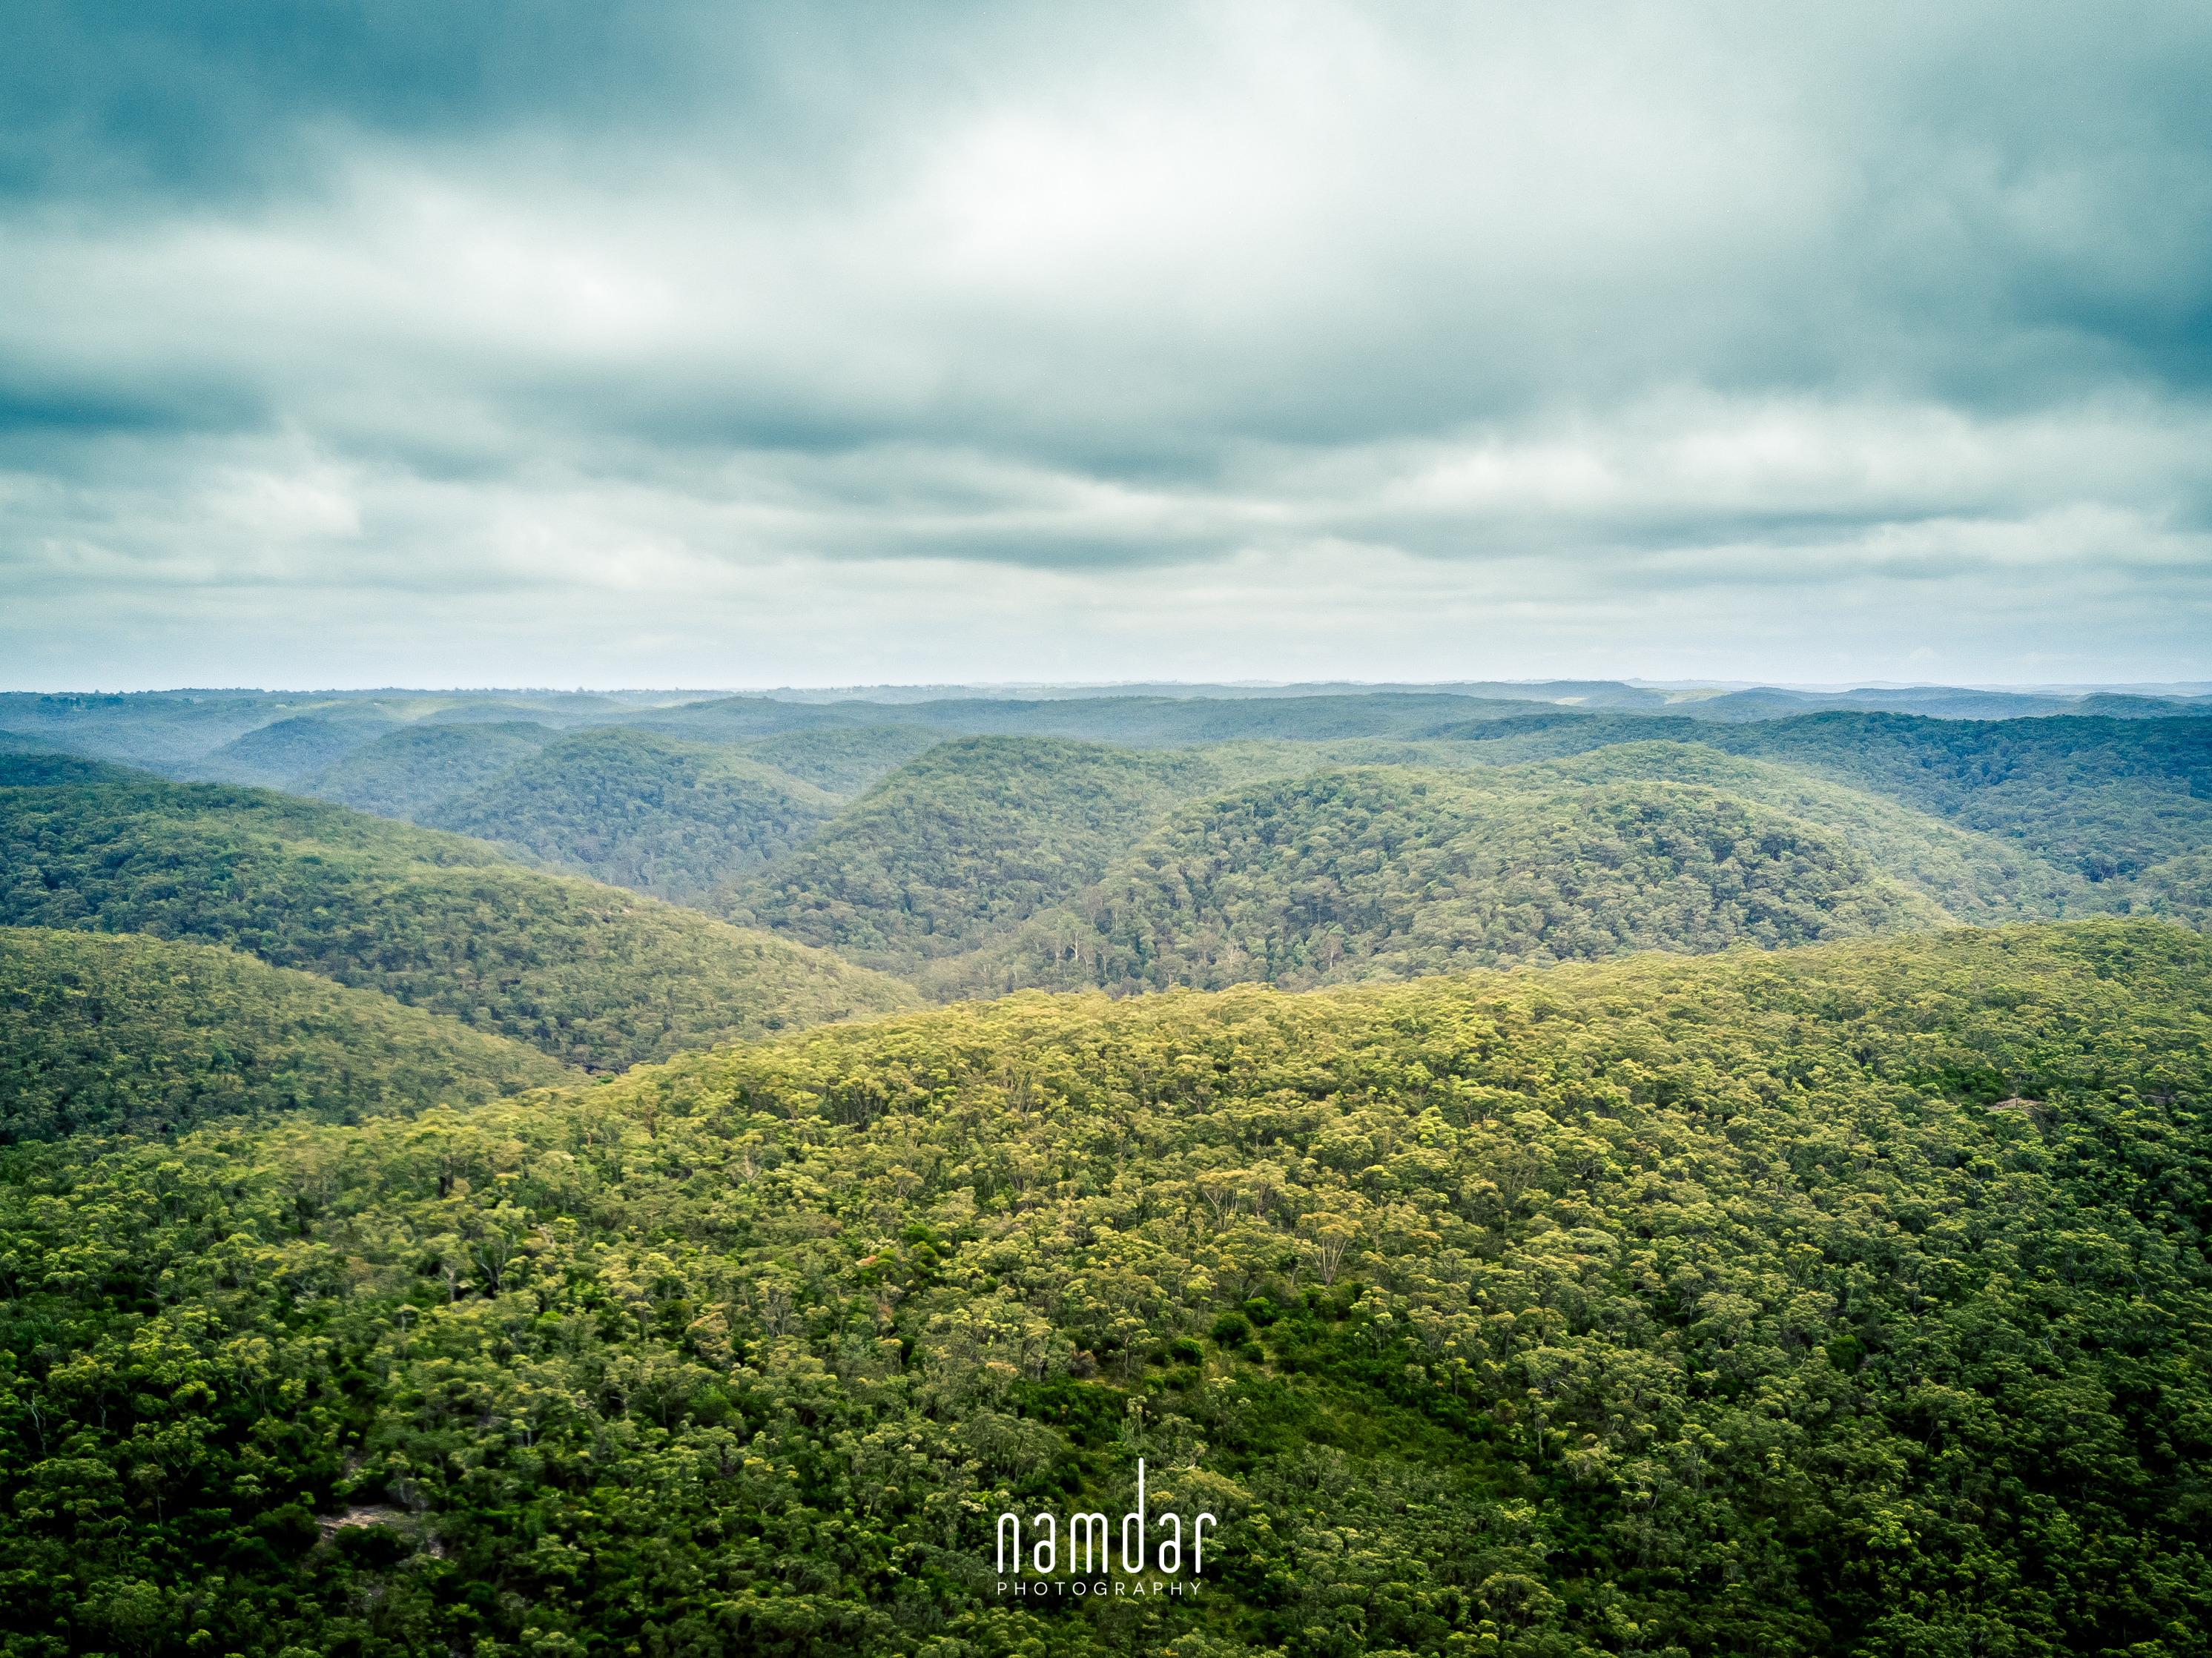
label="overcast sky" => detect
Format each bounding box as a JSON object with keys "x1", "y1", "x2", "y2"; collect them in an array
[{"x1": 4, "y1": 0, "x2": 2208, "y2": 690}]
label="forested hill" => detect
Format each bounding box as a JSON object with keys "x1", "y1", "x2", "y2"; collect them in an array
[
  {"x1": 0, "y1": 753, "x2": 918, "y2": 1069},
  {"x1": 1, "y1": 920, "x2": 2203, "y2": 1657},
  {"x1": 1452, "y1": 710, "x2": 2212, "y2": 890},
  {"x1": 696, "y1": 718, "x2": 2209, "y2": 1001},
  {"x1": 1, "y1": 928, "x2": 572, "y2": 1142},
  {"x1": 1708, "y1": 712, "x2": 2212, "y2": 885},
  {"x1": 946, "y1": 770, "x2": 1945, "y2": 998},
  {"x1": 14, "y1": 693, "x2": 2204, "y2": 970},
  {"x1": 415, "y1": 727, "x2": 839, "y2": 904},
  {"x1": 302, "y1": 721, "x2": 558, "y2": 819},
  {"x1": 720, "y1": 736, "x2": 1279, "y2": 976},
  {"x1": 1511, "y1": 742, "x2": 2085, "y2": 922}
]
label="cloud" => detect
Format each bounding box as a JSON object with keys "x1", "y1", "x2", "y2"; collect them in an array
[{"x1": 1, "y1": 0, "x2": 2208, "y2": 687}]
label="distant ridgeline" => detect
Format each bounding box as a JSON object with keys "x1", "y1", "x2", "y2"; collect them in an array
[
  {"x1": 1, "y1": 686, "x2": 2205, "y2": 1011},
  {"x1": 0, "y1": 921, "x2": 2204, "y2": 1657}
]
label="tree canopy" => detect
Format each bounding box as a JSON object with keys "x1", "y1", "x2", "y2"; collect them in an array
[
  {"x1": 0, "y1": 756, "x2": 918, "y2": 1070},
  {"x1": 1, "y1": 927, "x2": 572, "y2": 1142},
  {"x1": 0, "y1": 920, "x2": 2203, "y2": 1657}
]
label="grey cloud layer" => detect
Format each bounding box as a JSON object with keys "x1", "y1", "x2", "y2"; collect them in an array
[{"x1": 3, "y1": 0, "x2": 2208, "y2": 685}]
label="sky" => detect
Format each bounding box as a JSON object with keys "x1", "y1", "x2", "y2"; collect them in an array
[{"x1": 3, "y1": 0, "x2": 2208, "y2": 691}]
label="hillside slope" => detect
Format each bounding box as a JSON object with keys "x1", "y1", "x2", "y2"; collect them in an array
[
  {"x1": 300, "y1": 721, "x2": 557, "y2": 818},
  {"x1": 0, "y1": 753, "x2": 918, "y2": 1069},
  {"x1": 0, "y1": 921, "x2": 2202, "y2": 1657},
  {"x1": 730, "y1": 724, "x2": 947, "y2": 797},
  {"x1": 2128, "y1": 848, "x2": 2212, "y2": 928},
  {"x1": 181, "y1": 710, "x2": 407, "y2": 787},
  {"x1": 953, "y1": 770, "x2": 1947, "y2": 997},
  {"x1": 1511, "y1": 740, "x2": 2087, "y2": 921},
  {"x1": 419, "y1": 727, "x2": 839, "y2": 902},
  {"x1": 1714, "y1": 712, "x2": 2212, "y2": 883},
  {"x1": 0, "y1": 927, "x2": 572, "y2": 1141},
  {"x1": 1412, "y1": 707, "x2": 2212, "y2": 885},
  {"x1": 722, "y1": 736, "x2": 1272, "y2": 974}
]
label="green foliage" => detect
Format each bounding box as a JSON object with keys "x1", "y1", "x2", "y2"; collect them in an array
[
  {"x1": 182, "y1": 713, "x2": 406, "y2": 788},
  {"x1": 1513, "y1": 741, "x2": 2085, "y2": 922},
  {"x1": 0, "y1": 920, "x2": 2205, "y2": 1657},
  {"x1": 949, "y1": 771, "x2": 1945, "y2": 998},
  {"x1": 2127, "y1": 848, "x2": 2212, "y2": 928},
  {"x1": 420, "y1": 727, "x2": 839, "y2": 903},
  {"x1": 0, "y1": 927, "x2": 572, "y2": 1141},
  {"x1": 733, "y1": 724, "x2": 949, "y2": 798},
  {"x1": 1709, "y1": 713, "x2": 2212, "y2": 885},
  {"x1": 724, "y1": 737, "x2": 1266, "y2": 975},
  {"x1": 719, "y1": 720, "x2": 2208, "y2": 1003},
  {"x1": 1407, "y1": 710, "x2": 2212, "y2": 899},
  {"x1": 0, "y1": 756, "x2": 919, "y2": 1070},
  {"x1": 302, "y1": 721, "x2": 557, "y2": 819}
]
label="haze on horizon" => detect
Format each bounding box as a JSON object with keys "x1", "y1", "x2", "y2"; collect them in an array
[{"x1": 4, "y1": 1, "x2": 2208, "y2": 693}]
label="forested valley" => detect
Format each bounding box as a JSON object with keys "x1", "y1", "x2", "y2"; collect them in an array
[{"x1": 1, "y1": 682, "x2": 2208, "y2": 1657}]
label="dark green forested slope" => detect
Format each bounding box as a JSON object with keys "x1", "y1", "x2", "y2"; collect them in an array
[
  {"x1": 954, "y1": 771, "x2": 1946, "y2": 999},
  {"x1": 0, "y1": 754, "x2": 918, "y2": 1069},
  {"x1": 1509, "y1": 742, "x2": 2086, "y2": 922},
  {"x1": 1711, "y1": 713, "x2": 2212, "y2": 885},
  {"x1": 0, "y1": 921, "x2": 2205, "y2": 1658},
  {"x1": 595, "y1": 713, "x2": 2205, "y2": 1005},
  {"x1": 301, "y1": 721, "x2": 557, "y2": 819},
  {"x1": 420, "y1": 728, "x2": 839, "y2": 903},
  {"x1": 1403, "y1": 710, "x2": 2212, "y2": 906},
  {"x1": 1413, "y1": 708, "x2": 2212, "y2": 882},
  {"x1": 722, "y1": 737, "x2": 1273, "y2": 976},
  {"x1": 1, "y1": 928, "x2": 572, "y2": 1142}
]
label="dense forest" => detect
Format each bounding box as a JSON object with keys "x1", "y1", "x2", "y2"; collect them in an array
[
  {"x1": 418, "y1": 730, "x2": 839, "y2": 904},
  {"x1": 1, "y1": 928, "x2": 570, "y2": 1142},
  {"x1": 718, "y1": 738, "x2": 1288, "y2": 978},
  {"x1": 948, "y1": 772, "x2": 1944, "y2": 999},
  {"x1": 0, "y1": 754, "x2": 917, "y2": 1069},
  {"x1": 304, "y1": 723, "x2": 559, "y2": 821},
  {"x1": 0, "y1": 921, "x2": 2205, "y2": 1657},
  {"x1": 0, "y1": 684, "x2": 2207, "y2": 1657}
]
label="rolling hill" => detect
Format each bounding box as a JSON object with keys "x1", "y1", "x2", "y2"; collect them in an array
[
  {"x1": 951, "y1": 770, "x2": 1947, "y2": 997},
  {"x1": 720, "y1": 736, "x2": 1273, "y2": 975},
  {"x1": 181, "y1": 709, "x2": 407, "y2": 787},
  {"x1": 300, "y1": 721, "x2": 558, "y2": 819},
  {"x1": 723, "y1": 735, "x2": 2092, "y2": 1000},
  {"x1": 1508, "y1": 740, "x2": 2088, "y2": 922},
  {"x1": 730, "y1": 723, "x2": 948, "y2": 797},
  {"x1": 0, "y1": 753, "x2": 918, "y2": 1069},
  {"x1": 1714, "y1": 713, "x2": 2212, "y2": 884},
  {"x1": 1399, "y1": 709, "x2": 2212, "y2": 900},
  {"x1": 1, "y1": 919, "x2": 2202, "y2": 1657},
  {"x1": 416, "y1": 727, "x2": 840, "y2": 903},
  {"x1": 0, "y1": 927, "x2": 572, "y2": 1142}
]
